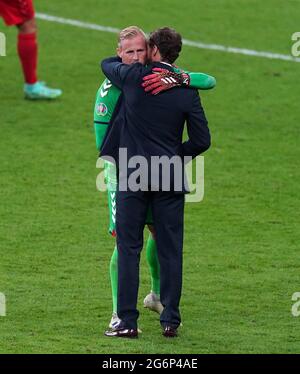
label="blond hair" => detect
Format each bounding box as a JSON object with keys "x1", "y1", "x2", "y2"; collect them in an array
[{"x1": 118, "y1": 26, "x2": 146, "y2": 47}]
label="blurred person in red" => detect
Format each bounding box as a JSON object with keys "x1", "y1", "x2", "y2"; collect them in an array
[{"x1": 0, "y1": 0, "x2": 62, "y2": 99}]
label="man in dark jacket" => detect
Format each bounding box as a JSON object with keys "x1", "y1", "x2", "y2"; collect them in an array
[{"x1": 101, "y1": 27, "x2": 211, "y2": 338}]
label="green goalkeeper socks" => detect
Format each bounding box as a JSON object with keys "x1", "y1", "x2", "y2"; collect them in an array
[
  {"x1": 146, "y1": 234, "x2": 160, "y2": 295},
  {"x1": 109, "y1": 246, "x2": 118, "y2": 313}
]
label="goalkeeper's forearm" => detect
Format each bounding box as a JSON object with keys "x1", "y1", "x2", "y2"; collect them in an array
[{"x1": 187, "y1": 72, "x2": 216, "y2": 90}]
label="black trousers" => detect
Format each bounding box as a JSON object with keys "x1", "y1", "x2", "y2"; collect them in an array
[{"x1": 116, "y1": 190, "x2": 185, "y2": 329}]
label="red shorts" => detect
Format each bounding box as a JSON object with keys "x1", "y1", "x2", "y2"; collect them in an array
[{"x1": 0, "y1": 0, "x2": 35, "y2": 26}]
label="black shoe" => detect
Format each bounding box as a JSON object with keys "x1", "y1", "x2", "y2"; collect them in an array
[
  {"x1": 162, "y1": 326, "x2": 178, "y2": 338},
  {"x1": 104, "y1": 326, "x2": 138, "y2": 339}
]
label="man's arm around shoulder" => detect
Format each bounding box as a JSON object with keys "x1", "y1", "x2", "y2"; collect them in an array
[{"x1": 101, "y1": 57, "x2": 144, "y2": 89}]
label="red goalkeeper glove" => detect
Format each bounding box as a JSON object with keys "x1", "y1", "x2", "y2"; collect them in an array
[{"x1": 142, "y1": 68, "x2": 190, "y2": 95}]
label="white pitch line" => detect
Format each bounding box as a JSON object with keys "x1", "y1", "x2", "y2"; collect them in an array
[{"x1": 36, "y1": 12, "x2": 300, "y2": 63}]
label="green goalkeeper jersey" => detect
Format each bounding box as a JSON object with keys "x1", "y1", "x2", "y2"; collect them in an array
[
  {"x1": 94, "y1": 78, "x2": 120, "y2": 186},
  {"x1": 94, "y1": 79, "x2": 121, "y2": 151}
]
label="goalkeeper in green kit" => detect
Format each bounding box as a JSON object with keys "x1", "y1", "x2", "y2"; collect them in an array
[{"x1": 94, "y1": 26, "x2": 216, "y2": 328}]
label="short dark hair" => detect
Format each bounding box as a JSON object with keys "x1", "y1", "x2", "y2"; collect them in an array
[{"x1": 148, "y1": 27, "x2": 182, "y2": 64}]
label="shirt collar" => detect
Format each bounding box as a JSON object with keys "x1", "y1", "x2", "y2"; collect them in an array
[{"x1": 159, "y1": 61, "x2": 173, "y2": 67}]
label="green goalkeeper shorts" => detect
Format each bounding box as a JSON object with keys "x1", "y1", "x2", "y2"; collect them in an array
[{"x1": 105, "y1": 161, "x2": 153, "y2": 237}]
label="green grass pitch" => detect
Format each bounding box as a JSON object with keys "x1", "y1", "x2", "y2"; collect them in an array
[{"x1": 0, "y1": 0, "x2": 300, "y2": 353}]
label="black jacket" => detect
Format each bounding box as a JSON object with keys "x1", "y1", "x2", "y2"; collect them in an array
[{"x1": 100, "y1": 57, "x2": 211, "y2": 193}]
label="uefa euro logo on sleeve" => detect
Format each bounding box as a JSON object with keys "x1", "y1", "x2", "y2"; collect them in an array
[
  {"x1": 0, "y1": 293, "x2": 6, "y2": 316},
  {"x1": 0, "y1": 32, "x2": 6, "y2": 57}
]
